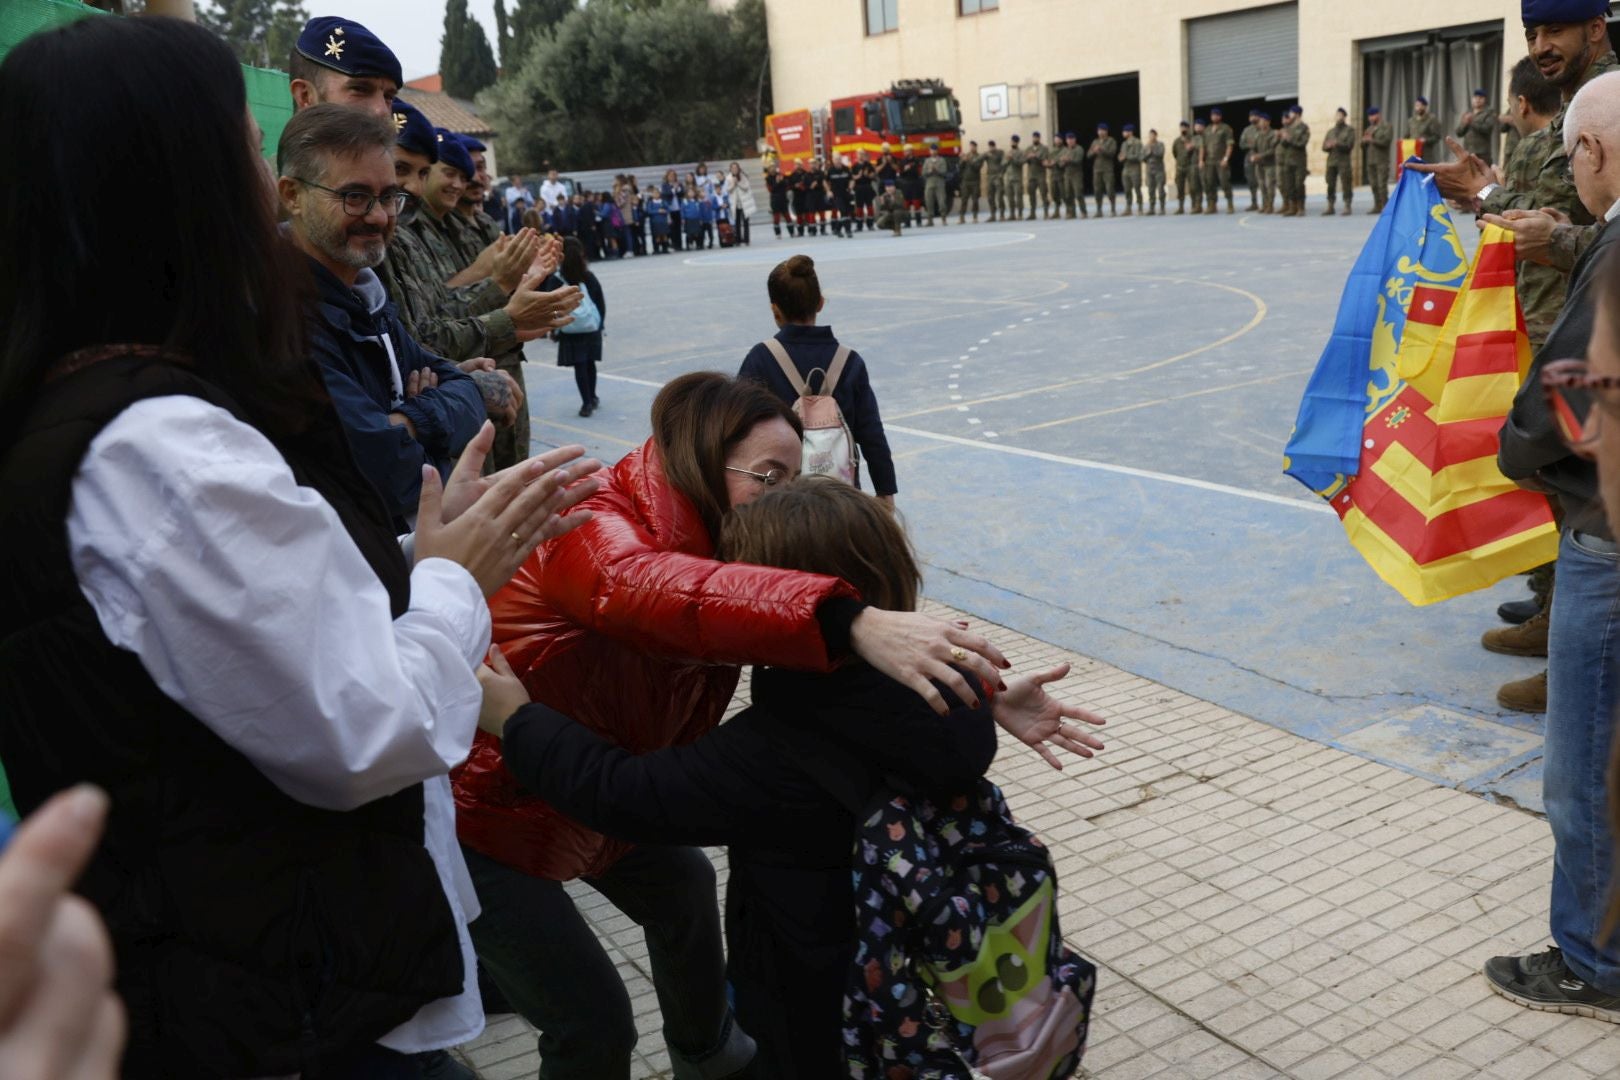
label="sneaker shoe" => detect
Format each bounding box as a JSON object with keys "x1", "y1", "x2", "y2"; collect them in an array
[
  {"x1": 1497, "y1": 597, "x2": 1541, "y2": 625},
  {"x1": 1496, "y1": 669, "x2": 1547, "y2": 714},
  {"x1": 1482, "y1": 608, "x2": 1549, "y2": 657},
  {"x1": 1484, "y1": 946, "x2": 1620, "y2": 1022}
]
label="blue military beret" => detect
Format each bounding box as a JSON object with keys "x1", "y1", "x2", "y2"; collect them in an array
[
  {"x1": 1258, "y1": 110, "x2": 1272, "y2": 120},
  {"x1": 457, "y1": 134, "x2": 487, "y2": 153},
  {"x1": 1097, "y1": 122, "x2": 1110, "y2": 130},
  {"x1": 1210, "y1": 107, "x2": 1223, "y2": 116},
  {"x1": 434, "y1": 127, "x2": 475, "y2": 180},
  {"x1": 1415, "y1": 95, "x2": 1429, "y2": 105},
  {"x1": 1179, "y1": 119, "x2": 1190, "y2": 127},
  {"x1": 1287, "y1": 105, "x2": 1302, "y2": 116},
  {"x1": 390, "y1": 99, "x2": 437, "y2": 162},
  {"x1": 296, "y1": 17, "x2": 403, "y2": 89},
  {"x1": 1368, "y1": 105, "x2": 1381, "y2": 116},
  {"x1": 1010, "y1": 134, "x2": 1021, "y2": 141},
  {"x1": 1032, "y1": 130, "x2": 1041, "y2": 137},
  {"x1": 1472, "y1": 88, "x2": 1488, "y2": 97},
  {"x1": 1523, "y1": 0, "x2": 1611, "y2": 28},
  {"x1": 1064, "y1": 131, "x2": 1076, "y2": 139},
  {"x1": 1123, "y1": 122, "x2": 1136, "y2": 132}
]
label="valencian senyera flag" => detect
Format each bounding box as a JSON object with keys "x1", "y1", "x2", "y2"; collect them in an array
[{"x1": 1283, "y1": 168, "x2": 1559, "y2": 606}]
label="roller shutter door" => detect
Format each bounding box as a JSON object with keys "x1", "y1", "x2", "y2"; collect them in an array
[{"x1": 1188, "y1": 3, "x2": 1298, "y2": 104}]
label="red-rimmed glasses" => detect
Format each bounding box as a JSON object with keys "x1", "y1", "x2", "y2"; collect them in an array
[{"x1": 1541, "y1": 359, "x2": 1620, "y2": 461}]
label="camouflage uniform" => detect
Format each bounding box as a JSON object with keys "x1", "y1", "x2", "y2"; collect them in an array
[
  {"x1": 1457, "y1": 105, "x2": 1498, "y2": 164},
  {"x1": 922, "y1": 154, "x2": 949, "y2": 224},
  {"x1": 1254, "y1": 126, "x2": 1280, "y2": 212},
  {"x1": 875, "y1": 186, "x2": 906, "y2": 235},
  {"x1": 404, "y1": 212, "x2": 530, "y2": 469},
  {"x1": 1501, "y1": 125, "x2": 1566, "y2": 350},
  {"x1": 1144, "y1": 139, "x2": 1166, "y2": 215},
  {"x1": 1201, "y1": 119, "x2": 1234, "y2": 213},
  {"x1": 383, "y1": 223, "x2": 515, "y2": 363},
  {"x1": 957, "y1": 148, "x2": 982, "y2": 222},
  {"x1": 1023, "y1": 139, "x2": 1051, "y2": 220},
  {"x1": 1363, "y1": 119, "x2": 1393, "y2": 211},
  {"x1": 1173, "y1": 130, "x2": 1199, "y2": 213},
  {"x1": 1322, "y1": 119, "x2": 1355, "y2": 214},
  {"x1": 1406, "y1": 110, "x2": 1442, "y2": 156},
  {"x1": 1119, "y1": 134, "x2": 1145, "y2": 216},
  {"x1": 1280, "y1": 117, "x2": 1310, "y2": 215},
  {"x1": 1238, "y1": 122, "x2": 1260, "y2": 210},
  {"x1": 1057, "y1": 142, "x2": 1087, "y2": 218},
  {"x1": 1088, "y1": 133, "x2": 1118, "y2": 216},
  {"x1": 1004, "y1": 142, "x2": 1026, "y2": 219},
  {"x1": 983, "y1": 146, "x2": 1006, "y2": 222}
]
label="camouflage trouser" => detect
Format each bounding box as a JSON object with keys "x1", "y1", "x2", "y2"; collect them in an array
[
  {"x1": 1005, "y1": 170, "x2": 1024, "y2": 216},
  {"x1": 488, "y1": 354, "x2": 530, "y2": 472},
  {"x1": 959, "y1": 181, "x2": 979, "y2": 218},
  {"x1": 1279, "y1": 161, "x2": 1303, "y2": 203},
  {"x1": 1176, "y1": 164, "x2": 1196, "y2": 205},
  {"x1": 1185, "y1": 164, "x2": 1203, "y2": 206},
  {"x1": 1046, "y1": 167, "x2": 1061, "y2": 210},
  {"x1": 877, "y1": 206, "x2": 905, "y2": 233},
  {"x1": 1325, "y1": 159, "x2": 1352, "y2": 206},
  {"x1": 1024, "y1": 168, "x2": 1046, "y2": 214},
  {"x1": 986, "y1": 176, "x2": 1003, "y2": 215},
  {"x1": 1062, "y1": 170, "x2": 1086, "y2": 216},
  {"x1": 924, "y1": 178, "x2": 949, "y2": 220},
  {"x1": 1092, "y1": 166, "x2": 1116, "y2": 213},
  {"x1": 1146, "y1": 167, "x2": 1165, "y2": 210},
  {"x1": 1121, "y1": 164, "x2": 1143, "y2": 210},
  {"x1": 1245, "y1": 159, "x2": 1259, "y2": 205},
  {"x1": 1368, "y1": 158, "x2": 1390, "y2": 207},
  {"x1": 1257, "y1": 162, "x2": 1276, "y2": 208},
  {"x1": 1201, "y1": 162, "x2": 1232, "y2": 207}
]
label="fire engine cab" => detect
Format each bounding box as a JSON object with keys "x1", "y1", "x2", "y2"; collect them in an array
[{"x1": 765, "y1": 79, "x2": 963, "y2": 166}]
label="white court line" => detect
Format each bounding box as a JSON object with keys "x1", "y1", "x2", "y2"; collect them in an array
[{"x1": 571, "y1": 369, "x2": 1334, "y2": 516}]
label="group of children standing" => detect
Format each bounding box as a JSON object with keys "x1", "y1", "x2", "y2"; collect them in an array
[{"x1": 521, "y1": 162, "x2": 756, "y2": 259}]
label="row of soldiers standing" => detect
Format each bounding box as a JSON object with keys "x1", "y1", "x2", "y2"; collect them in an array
[{"x1": 954, "y1": 125, "x2": 1172, "y2": 222}]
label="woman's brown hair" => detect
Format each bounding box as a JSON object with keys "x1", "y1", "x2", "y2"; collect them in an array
[
  {"x1": 767, "y1": 254, "x2": 822, "y2": 323},
  {"x1": 716, "y1": 477, "x2": 920, "y2": 611},
  {"x1": 650, "y1": 372, "x2": 802, "y2": 541}
]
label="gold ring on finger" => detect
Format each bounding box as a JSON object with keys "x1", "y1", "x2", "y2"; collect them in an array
[{"x1": 949, "y1": 646, "x2": 968, "y2": 662}]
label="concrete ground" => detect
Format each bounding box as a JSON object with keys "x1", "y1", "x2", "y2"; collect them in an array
[{"x1": 451, "y1": 190, "x2": 1616, "y2": 1077}]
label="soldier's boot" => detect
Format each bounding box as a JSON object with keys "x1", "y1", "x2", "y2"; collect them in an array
[
  {"x1": 1175, "y1": 196, "x2": 1185, "y2": 216},
  {"x1": 1498, "y1": 669, "x2": 1547, "y2": 714},
  {"x1": 1122, "y1": 198, "x2": 1133, "y2": 217},
  {"x1": 1226, "y1": 195, "x2": 1235, "y2": 214},
  {"x1": 1342, "y1": 196, "x2": 1353, "y2": 217},
  {"x1": 1247, "y1": 196, "x2": 1259, "y2": 212},
  {"x1": 1321, "y1": 200, "x2": 1335, "y2": 216},
  {"x1": 1106, "y1": 196, "x2": 1115, "y2": 217},
  {"x1": 1026, "y1": 206, "x2": 1037, "y2": 221}
]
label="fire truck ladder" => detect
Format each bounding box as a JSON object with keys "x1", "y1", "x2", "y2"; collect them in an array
[{"x1": 812, "y1": 107, "x2": 828, "y2": 163}]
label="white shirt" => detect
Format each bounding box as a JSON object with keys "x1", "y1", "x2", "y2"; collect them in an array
[
  {"x1": 539, "y1": 178, "x2": 568, "y2": 210},
  {"x1": 65, "y1": 395, "x2": 488, "y2": 1054}
]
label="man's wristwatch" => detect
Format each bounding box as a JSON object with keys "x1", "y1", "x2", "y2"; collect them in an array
[{"x1": 1474, "y1": 182, "x2": 1500, "y2": 212}]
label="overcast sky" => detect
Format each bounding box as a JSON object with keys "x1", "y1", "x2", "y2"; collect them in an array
[{"x1": 313, "y1": 0, "x2": 502, "y2": 83}]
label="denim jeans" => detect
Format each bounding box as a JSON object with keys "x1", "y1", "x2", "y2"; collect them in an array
[
  {"x1": 462, "y1": 844, "x2": 753, "y2": 1080},
  {"x1": 1544, "y1": 528, "x2": 1620, "y2": 993}
]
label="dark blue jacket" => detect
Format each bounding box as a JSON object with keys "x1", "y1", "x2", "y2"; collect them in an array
[
  {"x1": 307, "y1": 258, "x2": 484, "y2": 528},
  {"x1": 738, "y1": 324, "x2": 898, "y2": 496}
]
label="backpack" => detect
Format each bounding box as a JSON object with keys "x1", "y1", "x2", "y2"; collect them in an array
[
  {"x1": 761, "y1": 338, "x2": 859, "y2": 485},
  {"x1": 778, "y1": 729, "x2": 1097, "y2": 1080},
  {"x1": 559, "y1": 281, "x2": 601, "y2": 335}
]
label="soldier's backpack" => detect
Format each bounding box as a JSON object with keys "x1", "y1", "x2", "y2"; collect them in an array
[
  {"x1": 761, "y1": 338, "x2": 859, "y2": 485},
  {"x1": 776, "y1": 727, "x2": 1097, "y2": 1080}
]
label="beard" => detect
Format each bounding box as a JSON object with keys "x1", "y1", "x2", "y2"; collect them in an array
[{"x1": 308, "y1": 209, "x2": 390, "y2": 270}]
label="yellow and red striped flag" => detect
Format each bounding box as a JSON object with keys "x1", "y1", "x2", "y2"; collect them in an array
[
  {"x1": 1325, "y1": 223, "x2": 1559, "y2": 604},
  {"x1": 1395, "y1": 138, "x2": 1424, "y2": 180}
]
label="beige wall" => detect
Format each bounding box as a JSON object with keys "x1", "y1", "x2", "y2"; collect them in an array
[{"x1": 766, "y1": 0, "x2": 1526, "y2": 188}]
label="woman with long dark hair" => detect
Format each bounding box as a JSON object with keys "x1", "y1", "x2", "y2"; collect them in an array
[
  {"x1": 0, "y1": 16, "x2": 596, "y2": 1077},
  {"x1": 553, "y1": 237, "x2": 605, "y2": 417}
]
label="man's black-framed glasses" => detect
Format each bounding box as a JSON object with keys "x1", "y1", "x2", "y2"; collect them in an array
[
  {"x1": 293, "y1": 178, "x2": 410, "y2": 218},
  {"x1": 725, "y1": 466, "x2": 787, "y2": 487},
  {"x1": 1541, "y1": 359, "x2": 1620, "y2": 461}
]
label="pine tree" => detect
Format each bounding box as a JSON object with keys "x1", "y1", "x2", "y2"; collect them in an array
[
  {"x1": 198, "y1": 0, "x2": 310, "y2": 70},
  {"x1": 493, "y1": 0, "x2": 513, "y2": 69},
  {"x1": 440, "y1": 0, "x2": 498, "y2": 99}
]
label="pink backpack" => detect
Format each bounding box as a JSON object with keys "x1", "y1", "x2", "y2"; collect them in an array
[{"x1": 762, "y1": 338, "x2": 858, "y2": 485}]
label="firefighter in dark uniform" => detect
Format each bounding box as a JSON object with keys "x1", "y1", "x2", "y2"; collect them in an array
[
  {"x1": 766, "y1": 162, "x2": 791, "y2": 237},
  {"x1": 804, "y1": 156, "x2": 829, "y2": 235},
  {"x1": 898, "y1": 148, "x2": 924, "y2": 227},
  {"x1": 827, "y1": 154, "x2": 855, "y2": 237},
  {"x1": 853, "y1": 151, "x2": 877, "y2": 231}
]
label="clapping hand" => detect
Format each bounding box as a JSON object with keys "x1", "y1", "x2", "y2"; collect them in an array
[
  {"x1": 491, "y1": 229, "x2": 542, "y2": 293},
  {"x1": 992, "y1": 662, "x2": 1106, "y2": 770}
]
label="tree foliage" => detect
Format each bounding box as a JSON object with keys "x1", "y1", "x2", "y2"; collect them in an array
[
  {"x1": 197, "y1": 0, "x2": 309, "y2": 70},
  {"x1": 480, "y1": 0, "x2": 771, "y2": 171},
  {"x1": 493, "y1": 0, "x2": 513, "y2": 68},
  {"x1": 508, "y1": 0, "x2": 576, "y2": 60},
  {"x1": 440, "y1": 0, "x2": 499, "y2": 99}
]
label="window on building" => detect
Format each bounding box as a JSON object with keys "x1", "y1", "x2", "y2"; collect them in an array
[
  {"x1": 960, "y1": 0, "x2": 997, "y2": 14},
  {"x1": 865, "y1": 0, "x2": 897, "y2": 36},
  {"x1": 833, "y1": 106, "x2": 857, "y2": 136}
]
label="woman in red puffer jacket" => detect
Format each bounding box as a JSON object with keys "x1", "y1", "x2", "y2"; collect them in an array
[{"x1": 453, "y1": 372, "x2": 1011, "y2": 1080}]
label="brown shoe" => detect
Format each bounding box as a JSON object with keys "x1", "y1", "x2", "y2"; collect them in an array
[
  {"x1": 1497, "y1": 669, "x2": 1547, "y2": 714},
  {"x1": 1482, "y1": 609, "x2": 1550, "y2": 658}
]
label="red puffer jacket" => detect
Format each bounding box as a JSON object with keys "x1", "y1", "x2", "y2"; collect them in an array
[{"x1": 453, "y1": 439, "x2": 859, "y2": 880}]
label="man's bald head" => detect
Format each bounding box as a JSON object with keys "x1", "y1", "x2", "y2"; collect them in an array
[{"x1": 1563, "y1": 72, "x2": 1620, "y2": 216}]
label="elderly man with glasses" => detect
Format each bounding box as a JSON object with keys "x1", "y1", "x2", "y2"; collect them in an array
[
  {"x1": 1490, "y1": 66, "x2": 1620, "y2": 1023},
  {"x1": 279, "y1": 103, "x2": 486, "y2": 532}
]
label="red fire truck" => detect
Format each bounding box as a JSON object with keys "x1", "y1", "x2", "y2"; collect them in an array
[{"x1": 765, "y1": 79, "x2": 963, "y2": 166}]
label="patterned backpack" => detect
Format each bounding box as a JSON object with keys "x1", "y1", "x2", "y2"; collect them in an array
[
  {"x1": 779, "y1": 727, "x2": 1097, "y2": 1080},
  {"x1": 761, "y1": 338, "x2": 859, "y2": 485}
]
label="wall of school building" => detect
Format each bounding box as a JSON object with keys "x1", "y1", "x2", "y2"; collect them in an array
[{"x1": 765, "y1": 0, "x2": 1541, "y2": 192}]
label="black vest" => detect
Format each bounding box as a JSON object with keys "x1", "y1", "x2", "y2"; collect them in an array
[{"x1": 0, "y1": 351, "x2": 463, "y2": 1078}]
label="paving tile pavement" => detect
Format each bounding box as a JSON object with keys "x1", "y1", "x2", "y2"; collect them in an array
[{"x1": 455, "y1": 602, "x2": 1620, "y2": 1078}]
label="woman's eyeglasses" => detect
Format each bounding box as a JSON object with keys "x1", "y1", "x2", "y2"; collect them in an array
[
  {"x1": 1541, "y1": 359, "x2": 1620, "y2": 461},
  {"x1": 725, "y1": 466, "x2": 786, "y2": 487}
]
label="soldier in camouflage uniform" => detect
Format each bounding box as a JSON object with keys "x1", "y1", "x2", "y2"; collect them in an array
[
  {"x1": 1144, "y1": 129, "x2": 1166, "y2": 215},
  {"x1": 1238, "y1": 110, "x2": 1261, "y2": 211},
  {"x1": 1172, "y1": 121, "x2": 1197, "y2": 214},
  {"x1": 1118, "y1": 124, "x2": 1145, "y2": 216},
  {"x1": 1023, "y1": 131, "x2": 1051, "y2": 221},
  {"x1": 1406, "y1": 96, "x2": 1441, "y2": 156},
  {"x1": 1278, "y1": 106, "x2": 1310, "y2": 216},
  {"x1": 1253, "y1": 113, "x2": 1279, "y2": 213},
  {"x1": 1057, "y1": 131, "x2": 1087, "y2": 219},
  {"x1": 455, "y1": 133, "x2": 504, "y2": 253},
  {"x1": 1361, "y1": 106, "x2": 1393, "y2": 213},
  {"x1": 957, "y1": 140, "x2": 982, "y2": 223},
  {"x1": 1201, "y1": 106, "x2": 1235, "y2": 214},
  {"x1": 922, "y1": 143, "x2": 950, "y2": 225},
  {"x1": 983, "y1": 140, "x2": 1006, "y2": 222},
  {"x1": 1088, "y1": 123, "x2": 1119, "y2": 217},
  {"x1": 1321, "y1": 107, "x2": 1355, "y2": 216},
  {"x1": 1003, "y1": 135, "x2": 1026, "y2": 221},
  {"x1": 1456, "y1": 89, "x2": 1499, "y2": 165}
]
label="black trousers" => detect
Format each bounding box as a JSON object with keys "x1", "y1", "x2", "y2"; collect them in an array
[{"x1": 572, "y1": 360, "x2": 597, "y2": 406}]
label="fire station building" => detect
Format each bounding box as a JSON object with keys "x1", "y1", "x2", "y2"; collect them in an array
[{"x1": 763, "y1": 0, "x2": 1609, "y2": 188}]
